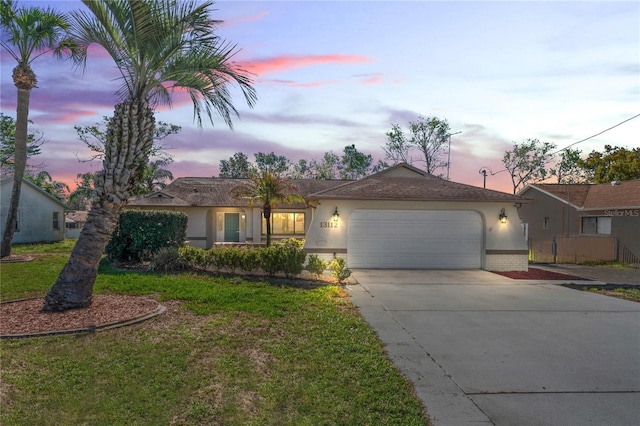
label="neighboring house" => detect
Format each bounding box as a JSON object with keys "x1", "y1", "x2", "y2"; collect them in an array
[
  {"x1": 65, "y1": 211, "x2": 89, "y2": 239},
  {"x1": 517, "y1": 180, "x2": 640, "y2": 263},
  {"x1": 127, "y1": 163, "x2": 530, "y2": 271},
  {"x1": 0, "y1": 176, "x2": 68, "y2": 244}
]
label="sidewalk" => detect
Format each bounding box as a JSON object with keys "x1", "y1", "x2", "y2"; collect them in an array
[{"x1": 533, "y1": 263, "x2": 640, "y2": 286}]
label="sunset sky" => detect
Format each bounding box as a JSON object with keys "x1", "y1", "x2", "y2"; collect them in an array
[{"x1": 1, "y1": 0, "x2": 638, "y2": 194}]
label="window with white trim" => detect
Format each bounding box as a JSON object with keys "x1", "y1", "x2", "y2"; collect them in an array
[
  {"x1": 581, "y1": 216, "x2": 611, "y2": 235},
  {"x1": 262, "y1": 212, "x2": 305, "y2": 235}
]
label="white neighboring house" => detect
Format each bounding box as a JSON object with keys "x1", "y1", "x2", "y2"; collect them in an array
[
  {"x1": 0, "y1": 176, "x2": 68, "y2": 244},
  {"x1": 65, "y1": 210, "x2": 89, "y2": 239},
  {"x1": 127, "y1": 164, "x2": 531, "y2": 271}
]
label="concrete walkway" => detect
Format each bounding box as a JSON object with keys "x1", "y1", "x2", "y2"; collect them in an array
[{"x1": 348, "y1": 269, "x2": 640, "y2": 426}]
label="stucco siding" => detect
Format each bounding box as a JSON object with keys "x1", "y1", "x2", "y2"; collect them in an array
[{"x1": 304, "y1": 200, "x2": 527, "y2": 271}]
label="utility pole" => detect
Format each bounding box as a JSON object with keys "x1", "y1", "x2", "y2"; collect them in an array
[{"x1": 446, "y1": 131, "x2": 462, "y2": 180}]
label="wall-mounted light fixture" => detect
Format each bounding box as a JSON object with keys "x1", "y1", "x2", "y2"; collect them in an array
[
  {"x1": 332, "y1": 207, "x2": 340, "y2": 221},
  {"x1": 499, "y1": 208, "x2": 507, "y2": 224}
]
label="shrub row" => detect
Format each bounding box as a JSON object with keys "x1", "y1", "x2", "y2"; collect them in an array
[
  {"x1": 151, "y1": 238, "x2": 307, "y2": 278},
  {"x1": 149, "y1": 239, "x2": 351, "y2": 282}
]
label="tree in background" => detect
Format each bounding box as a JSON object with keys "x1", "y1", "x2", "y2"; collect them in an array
[
  {"x1": 383, "y1": 123, "x2": 412, "y2": 165},
  {"x1": 220, "y1": 147, "x2": 377, "y2": 181},
  {"x1": 254, "y1": 152, "x2": 290, "y2": 175},
  {"x1": 384, "y1": 116, "x2": 451, "y2": 175},
  {"x1": 340, "y1": 144, "x2": 372, "y2": 180},
  {"x1": 579, "y1": 145, "x2": 640, "y2": 183},
  {"x1": 0, "y1": 113, "x2": 43, "y2": 174},
  {"x1": 0, "y1": 0, "x2": 76, "y2": 257},
  {"x1": 24, "y1": 170, "x2": 69, "y2": 201},
  {"x1": 68, "y1": 172, "x2": 95, "y2": 211},
  {"x1": 44, "y1": 0, "x2": 256, "y2": 312},
  {"x1": 230, "y1": 171, "x2": 303, "y2": 247},
  {"x1": 502, "y1": 139, "x2": 556, "y2": 194},
  {"x1": 219, "y1": 152, "x2": 252, "y2": 178},
  {"x1": 551, "y1": 148, "x2": 590, "y2": 184},
  {"x1": 288, "y1": 158, "x2": 313, "y2": 179},
  {"x1": 309, "y1": 151, "x2": 341, "y2": 179},
  {"x1": 135, "y1": 159, "x2": 174, "y2": 195}
]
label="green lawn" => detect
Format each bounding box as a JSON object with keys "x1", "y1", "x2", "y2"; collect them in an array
[{"x1": 1, "y1": 241, "x2": 429, "y2": 425}]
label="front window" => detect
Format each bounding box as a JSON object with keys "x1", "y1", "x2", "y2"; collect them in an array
[
  {"x1": 262, "y1": 212, "x2": 305, "y2": 235},
  {"x1": 581, "y1": 216, "x2": 611, "y2": 235}
]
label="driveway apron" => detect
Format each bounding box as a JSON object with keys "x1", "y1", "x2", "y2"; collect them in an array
[{"x1": 348, "y1": 269, "x2": 640, "y2": 426}]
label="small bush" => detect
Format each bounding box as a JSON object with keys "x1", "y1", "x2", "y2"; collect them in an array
[
  {"x1": 240, "y1": 248, "x2": 261, "y2": 272},
  {"x1": 328, "y1": 257, "x2": 351, "y2": 283},
  {"x1": 306, "y1": 254, "x2": 327, "y2": 276},
  {"x1": 178, "y1": 246, "x2": 212, "y2": 270},
  {"x1": 259, "y1": 246, "x2": 282, "y2": 277},
  {"x1": 213, "y1": 247, "x2": 245, "y2": 271},
  {"x1": 275, "y1": 239, "x2": 306, "y2": 278},
  {"x1": 148, "y1": 247, "x2": 185, "y2": 272}
]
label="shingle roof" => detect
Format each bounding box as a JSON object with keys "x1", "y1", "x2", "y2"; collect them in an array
[
  {"x1": 128, "y1": 164, "x2": 528, "y2": 207},
  {"x1": 127, "y1": 177, "x2": 346, "y2": 208},
  {"x1": 523, "y1": 180, "x2": 640, "y2": 209},
  {"x1": 308, "y1": 165, "x2": 527, "y2": 202},
  {"x1": 524, "y1": 184, "x2": 592, "y2": 207},
  {"x1": 583, "y1": 180, "x2": 640, "y2": 208}
]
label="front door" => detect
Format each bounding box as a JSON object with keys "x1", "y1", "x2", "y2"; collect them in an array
[{"x1": 224, "y1": 213, "x2": 240, "y2": 242}]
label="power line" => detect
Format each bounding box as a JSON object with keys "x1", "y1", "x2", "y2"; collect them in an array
[{"x1": 550, "y1": 113, "x2": 640, "y2": 156}]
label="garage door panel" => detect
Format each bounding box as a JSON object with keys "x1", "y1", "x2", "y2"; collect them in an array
[{"x1": 348, "y1": 210, "x2": 482, "y2": 269}]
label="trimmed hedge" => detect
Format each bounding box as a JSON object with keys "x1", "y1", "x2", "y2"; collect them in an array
[
  {"x1": 106, "y1": 210, "x2": 188, "y2": 262},
  {"x1": 152, "y1": 238, "x2": 309, "y2": 278}
]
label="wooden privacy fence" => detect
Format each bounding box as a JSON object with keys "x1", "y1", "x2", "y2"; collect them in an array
[{"x1": 528, "y1": 236, "x2": 639, "y2": 265}]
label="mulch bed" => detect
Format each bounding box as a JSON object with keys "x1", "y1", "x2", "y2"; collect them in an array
[{"x1": 492, "y1": 267, "x2": 590, "y2": 280}]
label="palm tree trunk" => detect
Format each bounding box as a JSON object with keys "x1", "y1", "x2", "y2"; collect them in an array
[
  {"x1": 264, "y1": 204, "x2": 272, "y2": 247},
  {"x1": 42, "y1": 205, "x2": 121, "y2": 311},
  {"x1": 43, "y1": 101, "x2": 154, "y2": 311},
  {"x1": 1, "y1": 86, "x2": 30, "y2": 258}
]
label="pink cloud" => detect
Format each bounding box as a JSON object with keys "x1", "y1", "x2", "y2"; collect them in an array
[
  {"x1": 222, "y1": 11, "x2": 270, "y2": 27},
  {"x1": 242, "y1": 54, "x2": 373, "y2": 76},
  {"x1": 361, "y1": 75, "x2": 383, "y2": 85},
  {"x1": 290, "y1": 80, "x2": 340, "y2": 88}
]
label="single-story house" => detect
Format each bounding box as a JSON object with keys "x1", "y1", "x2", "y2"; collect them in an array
[
  {"x1": 65, "y1": 210, "x2": 89, "y2": 239},
  {"x1": 0, "y1": 176, "x2": 68, "y2": 244},
  {"x1": 517, "y1": 180, "x2": 640, "y2": 263},
  {"x1": 127, "y1": 163, "x2": 531, "y2": 271}
]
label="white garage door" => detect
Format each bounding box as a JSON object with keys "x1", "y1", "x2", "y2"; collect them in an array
[{"x1": 348, "y1": 210, "x2": 482, "y2": 269}]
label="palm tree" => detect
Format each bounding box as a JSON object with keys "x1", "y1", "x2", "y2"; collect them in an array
[
  {"x1": 68, "y1": 172, "x2": 96, "y2": 211},
  {"x1": 231, "y1": 171, "x2": 303, "y2": 247},
  {"x1": 136, "y1": 159, "x2": 174, "y2": 195},
  {"x1": 25, "y1": 170, "x2": 70, "y2": 201},
  {"x1": 43, "y1": 0, "x2": 256, "y2": 311},
  {"x1": 0, "y1": 0, "x2": 75, "y2": 257}
]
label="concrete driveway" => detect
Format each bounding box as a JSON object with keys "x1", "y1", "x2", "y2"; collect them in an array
[{"x1": 348, "y1": 269, "x2": 640, "y2": 426}]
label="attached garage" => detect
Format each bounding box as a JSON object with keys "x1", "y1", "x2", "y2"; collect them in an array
[{"x1": 348, "y1": 210, "x2": 482, "y2": 269}]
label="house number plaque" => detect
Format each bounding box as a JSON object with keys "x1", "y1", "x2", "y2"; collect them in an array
[{"x1": 320, "y1": 221, "x2": 339, "y2": 229}]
